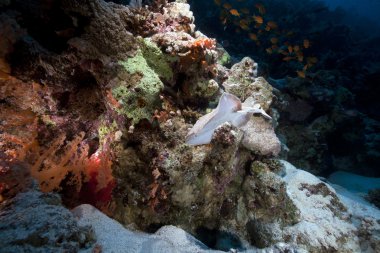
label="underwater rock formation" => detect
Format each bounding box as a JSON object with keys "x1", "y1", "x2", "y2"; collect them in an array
[
  {"x1": 272, "y1": 73, "x2": 380, "y2": 177},
  {"x1": 0, "y1": 0, "x2": 379, "y2": 252},
  {"x1": 0, "y1": 186, "x2": 95, "y2": 252}
]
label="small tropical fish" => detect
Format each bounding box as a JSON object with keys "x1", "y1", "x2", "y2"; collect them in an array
[
  {"x1": 307, "y1": 57, "x2": 318, "y2": 64},
  {"x1": 214, "y1": 0, "x2": 221, "y2": 5},
  {"x1": 297, "y1": 54, "x2": 304, "y2": 62},
  {"x1": 239, "y1": 20, "x2": 250, "y2": 30},
  {"x1": 270, "y1": 37, "x2": 278, "y2": 44},
  {"x1": 253, "y1": 15, "x2": 264, "y2": 24},
  {"x1": 266, "y1": 48, "x2": 273, "y2": 54},
  {"x1": 255, "y1": 3, "x2": 266, "y2": 15},
  {"x1": 286, "y1": 31, "x2": 294, "y2": 36},
  {"x1": 223, "y1": 3, "x2": 232, "y2": 10},
  {"x1": 297, "y1": 70, "x2": 306, "y2": 78},
  {"x1": 278, "y1": 49, "x2": 288, "y2": 55},
  {"x1": 249, "y1": 33, "x2": 258, "y2": 41},
  {"x1": 240, "y1": 24, "x2": 249, "y2": 30},
  {"x1": 303, "y1": 39, "x2": 310, "y2": 48},
  {"x1": 283, "y1": 56, "x2": 295, "y2": 61},
  {"x1": 230, "y1": 9, "x2": 240, "y2": 16},
  {"x1": 271, "y1": 44, "x2": 279, "y2": 50},
  {"x1": 266, "y1": 21, "x2": 278, "y2": 29},
  {"x1": 288, "y1": 45, "x2": 293, "y2": 53},
  {"x1": 240, "y1": 8, "x2": 250, "y2": 14}
]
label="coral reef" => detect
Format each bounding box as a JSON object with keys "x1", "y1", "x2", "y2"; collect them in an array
[{"x1": 0, "y1": 0, "x2": 379, "y2": 252}]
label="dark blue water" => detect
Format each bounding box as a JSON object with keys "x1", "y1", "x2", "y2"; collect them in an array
[{"x1": 323, "y1": 0, "x2": 380, "y2": 25}]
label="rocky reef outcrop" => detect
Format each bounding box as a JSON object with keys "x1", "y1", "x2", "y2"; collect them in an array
[
  {"x1": 0, "y1": 0, "x2": 379, "y2": 252},
  {"x1": 0, "y1": 185, "x2": 95, "y2": 252}
]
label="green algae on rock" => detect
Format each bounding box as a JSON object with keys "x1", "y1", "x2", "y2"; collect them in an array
[
  {"x1": 222, "y1": 57, "x2": 259, "y2": 101},
  {"x1": 112, "y1": 50, "x2": 164, "y2": 124},
  {"x1": 138, "y1": 37, "x2": 175, "y2": 83}
]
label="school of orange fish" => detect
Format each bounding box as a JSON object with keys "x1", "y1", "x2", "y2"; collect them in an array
[{"x1": 214, "y1": 0, "x2": 318, "y2": 78}]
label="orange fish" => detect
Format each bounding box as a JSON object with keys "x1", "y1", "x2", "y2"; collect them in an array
[
  {"x1": 297, "y1": 70, "x2": 306, "y2": 78},
  {"x1": 286, "y1": 31, "x2": 294, "y2": 36},
  {"x1": 253, "y1": 15, "x2": 264, "y2": 24},
  {"x1": 265, "y1": 25, "x2": 271, "y2": 31},
  {"x1": 266, "y1": 21, "x2": 278, "y2": 29},
  {"x1": 303, "y1": 39, "x2": 310, "y2": 48},
  {"x1": 223, "y1": 3, "x2": 232, "y2": 10},
  {"x1": 283, "y1": 56, "x2": 295, "y2": 61},
  {"x1": 230, "y1": 9, "x2": 240, "y2": 16},
  {"x1": 255, "y1": 3, "x2": 266, "y2": 15},
  {"x1": 214, "y1": 0, "x2": 221, "y2": 5},
  {"x1": 240, "y1": 24, "x2": 249, "y2": 30},
  {"x1": 270, "y1": 37, "x2": 278, "y2": 44},
  {"x1": 249, "y1": 33, "x2": 258, "y2": 41},
  {"x1": 288, "y1": 45, "x2": 293, "y2": 53},
  {"x1": 307, "y1": 57, "x2": 318, "y2": 64},
  {"x1": 240, "y1": 8, "x2": 250, "y2": 14},
  {"x1": 239, "y1": 20, "x2": 249, "y2": 30}
]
